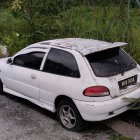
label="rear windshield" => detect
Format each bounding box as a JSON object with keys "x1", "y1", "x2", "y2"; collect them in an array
[{"x1": 86, "y1": 48, "x2": 137, "y2": 77}]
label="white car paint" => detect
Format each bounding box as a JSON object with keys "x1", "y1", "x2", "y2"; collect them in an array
[
  {"x1": 39, "y1": 38, "x2": 127, "y2": 55},
  {"x1": 74, "y1": 86, "x2": 140, "y2": 121},
  {"x1": 0, "y1": 38, "x2": 140, "y2": 122}
]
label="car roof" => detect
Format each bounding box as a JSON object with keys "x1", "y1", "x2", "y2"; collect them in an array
[{"x1": 27, "y1": 38, "x2": 127, "y2": 55}]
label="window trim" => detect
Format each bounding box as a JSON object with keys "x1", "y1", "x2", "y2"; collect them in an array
[
  {"x1": 42, "y1": 48, "x2": 81, "y2": 78},
  {"x1": 12, "y1": 51, "x2": 46, "y2": 71}
]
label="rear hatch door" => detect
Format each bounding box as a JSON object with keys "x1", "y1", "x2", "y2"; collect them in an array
[{"x1": 86, "y1": 47, "x2": 139, "y2": 97}]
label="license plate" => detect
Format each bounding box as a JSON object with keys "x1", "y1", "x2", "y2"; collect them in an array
[{"x1": 118, "y1": 75, "x2": 137, "y2": 89}]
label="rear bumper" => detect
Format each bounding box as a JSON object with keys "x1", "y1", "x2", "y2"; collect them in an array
[{"x1": 73, "y1": 87, "x2": 140, "y2": 121}]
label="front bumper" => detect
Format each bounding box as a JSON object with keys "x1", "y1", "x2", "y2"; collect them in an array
[{"x1": 73, "y1": 87, "x2": 140, "y2": 121}]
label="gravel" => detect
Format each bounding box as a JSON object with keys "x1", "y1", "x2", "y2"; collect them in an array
[{"x1": 0, "y1": 92, "x2": 111, "y2": 140}]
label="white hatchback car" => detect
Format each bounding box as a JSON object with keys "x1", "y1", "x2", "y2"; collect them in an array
[{"x1": 0, "y1": 38, "x2": 140, "y2": 131}]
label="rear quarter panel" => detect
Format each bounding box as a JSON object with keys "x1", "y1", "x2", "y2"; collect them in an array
[{"x1": 48, "y1": 49, "x2": 112, "y2": 103}]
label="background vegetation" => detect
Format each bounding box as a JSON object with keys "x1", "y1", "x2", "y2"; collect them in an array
[{"x1": 0, "y1": 0, "x2": 140, "y2": 63}]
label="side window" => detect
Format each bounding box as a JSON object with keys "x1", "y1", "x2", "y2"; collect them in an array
[
  {"x1": 13, "y1": 52, "x2": 45, "y2": 70},
  {"x1": 43, "y1": 48, "x2": 80, "y2": 78}
]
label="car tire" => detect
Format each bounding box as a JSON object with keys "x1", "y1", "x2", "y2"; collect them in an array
[
  {"x1": 0, "y1": 80, "x2": 3, "y2": 94},
  {"x1": 57, "y1": 99, "x2": 85, "y2": 132}
]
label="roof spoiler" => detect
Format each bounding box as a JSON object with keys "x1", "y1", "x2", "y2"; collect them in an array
[
  {"x1": 82, "y1": 42, "x2": 128, "y2": 55},
  {"x1": 111, "y1": 42, "x2": 128, "y2": 47}
]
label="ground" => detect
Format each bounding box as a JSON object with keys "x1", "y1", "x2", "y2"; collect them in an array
[
  {"x1": 0, "y1": 92, "x2": 140, "y2": 140},
  {"x1": 0, "y1": 92, "x2": 112, "y2": 140}
]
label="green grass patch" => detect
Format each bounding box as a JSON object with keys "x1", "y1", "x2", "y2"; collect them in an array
[{"x1": 0, "y1": 5, "x2": 140, "y2": 60}]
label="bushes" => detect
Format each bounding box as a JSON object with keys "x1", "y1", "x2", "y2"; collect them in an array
[
  {"x1": 55, "y1": 5, "x2": 140, "y2": 63},
  {"x1": 0, "y1": 1, "x2": 139, "y2": 61},
  {"x1": 124, "y1": 98, "x2": 140, "y2": 111},
  {"x1": 0, "y1": 9, "x2": 30, "y2": 54}
]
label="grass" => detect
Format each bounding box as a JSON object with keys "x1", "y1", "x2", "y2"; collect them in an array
[
  {"x1": 57, "y1": 5, "x2": 140, "y2": 63},
  {"x1": 0, "y1": 5, "x2": 140, "y2": 61},
  {"x1": 110, "y1": 135, "x2": 132, "y2": 140}
]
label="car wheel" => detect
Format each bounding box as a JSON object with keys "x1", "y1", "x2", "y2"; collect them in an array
[
  {"x1": 0, "y1": 80, "x2": 3, "y2": 94},
  {"x1": 57, "y1": 99, "x2": 85, "y2": 132}
]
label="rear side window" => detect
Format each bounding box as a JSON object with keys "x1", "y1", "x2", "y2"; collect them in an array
[
  {"x1": 13, "y1": 52, "x2": 45, "y2": 70},
  {"x1": 43, "y1": 48, "x2": 80, "y2": 78},
  {"x1": 86, "y1": 48, "x2": 137, "y2": 77}
]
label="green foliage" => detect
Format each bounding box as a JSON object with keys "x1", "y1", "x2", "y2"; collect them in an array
[
  {"x1": 11, "y1": 0, "x2": 23, "y2": 11},
  {"x1": 123, "y1": 98, "x2": 140, "y2": 111},
  {"x1": 56, "y1": 5, "x2": 128, "y2": 41},
  {"x1": 0, "y1": 0, "x2": 139, "y2": 60},
  {"x1": 0, "y1": 0, "x2": 12, "y2": 8},
  {"x1": 2, "y1": 32, "x2": 28, "y2": 55},
  {"x1": 0, "y1": 9, "x2": 29, "y2": 54},
  {"x1": 110, "y1": 134, "x2": 132, "y2": 140}
]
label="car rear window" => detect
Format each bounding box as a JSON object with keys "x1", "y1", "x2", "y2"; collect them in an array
[{"x1": 86, "y1": 47, "x2": 137, "y2": 77}]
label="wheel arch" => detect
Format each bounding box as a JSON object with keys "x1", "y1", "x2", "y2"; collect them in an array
[
  {"x1": 55, "y1": 95, "x2": 86, "y2": 131},
  {"x1": 54, "y1": 95, "x2": 73, "y2": 110}
]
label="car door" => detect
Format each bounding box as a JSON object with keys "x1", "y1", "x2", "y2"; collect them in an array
[
  {"x1": 4, "y1": 49, "x2": 46, "y2": 100},
  {"x1": 39, "y1": 48, "x2": 80, "y2": 111}
]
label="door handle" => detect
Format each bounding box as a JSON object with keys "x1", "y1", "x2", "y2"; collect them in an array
[{"x1": 30, "y1": 74, "x2": 37, "y2": 79}]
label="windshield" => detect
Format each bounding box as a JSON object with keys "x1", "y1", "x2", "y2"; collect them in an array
[{"x1": 86, "y1": 47, "x2": 137, "y2": 77}]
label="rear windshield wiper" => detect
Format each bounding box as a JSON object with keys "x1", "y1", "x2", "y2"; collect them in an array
[{"x1": 121, "y1": 62, "x2": 135, "y2": 76}]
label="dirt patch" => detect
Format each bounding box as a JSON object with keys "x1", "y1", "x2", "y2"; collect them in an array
[
  {"x1": 119, "y1": 110, "x2": 140, "y2": 128},
  {"x1": 0, "y1": 93, "x2": 112, "y2": 140}
]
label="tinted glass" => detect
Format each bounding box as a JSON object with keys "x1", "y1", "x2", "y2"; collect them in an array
[
  {"x1": 13, "y1": 52, "x2": 45, "y2": 70},
  {"x1": 43, "y1": 48, "x2": 80, "y2": 78},
  {"x1": 86, "y1": 48, "x2": 137, "y2": 77}
]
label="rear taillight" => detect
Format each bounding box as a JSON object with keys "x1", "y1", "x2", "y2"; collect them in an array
[{"x1": 83, "y1": 86, "x2": 110, "y2": 97}]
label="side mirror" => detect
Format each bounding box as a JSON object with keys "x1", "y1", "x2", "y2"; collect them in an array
[{"x1": 7, "y1": 58, "x2": 13, "y2": 64}]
